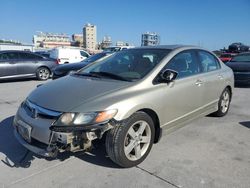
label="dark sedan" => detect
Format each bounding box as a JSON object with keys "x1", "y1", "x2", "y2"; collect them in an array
[
  {"x1": 0, "y1": 50, "x2": 58, "y2": 81},
  {"x1": 52, "y1": 52, "x2": 112, "y2": 79},
  {"x1": 225, "y1": 52, "x2": 250, "y2": 85}
]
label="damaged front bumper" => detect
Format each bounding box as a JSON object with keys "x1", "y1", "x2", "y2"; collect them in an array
[
  {"x1": 14, "y1": 121, "x2": 115, "y2": 158},
  {"x1": 14, "y1": 129, "x2": 57, "y2": 157}
]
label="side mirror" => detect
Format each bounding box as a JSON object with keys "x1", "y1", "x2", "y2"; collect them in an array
[{"x1": 160, "y1": 69, "x2": 178, "y2": 83}]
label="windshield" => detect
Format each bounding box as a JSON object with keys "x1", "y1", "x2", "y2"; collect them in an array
[
  {"x1": 84, "y1": 53, "x2": 107, "y2": 62},
  {"x1": 76, "y1": 49, "x2": 170, "y2": 81},
  {"x1": 231, "y1": 54, "x2": 250, "y2": 62}
]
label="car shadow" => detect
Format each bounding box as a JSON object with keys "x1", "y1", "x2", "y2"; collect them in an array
[
  {"x1": 239, "y1": 121, "x2": 250, "y2": 129},
  {"x1": 234, "y1": 84, "x2": 250, "y2": 88},
  {"x1": 0, "y1": 116, "x2": 120, "y2": 169},
  {"x1": 0, "y1": 78, "x2": 36, "y2": 83}
]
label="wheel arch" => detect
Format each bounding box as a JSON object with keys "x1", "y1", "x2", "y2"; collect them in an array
[
  {"x1": 136, "y1": 108, "x2": 162, "y2": 144},
  {"x1": 37, "y1": 66, "x2": 51, "y2": 74},
  {"x1": 225, "y1": 85, "x2": 233, "y2": 100}
]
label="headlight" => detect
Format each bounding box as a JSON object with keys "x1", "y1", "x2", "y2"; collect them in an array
[{"x1": 55, "y1": 109, "x2": 117, "y2": 126}]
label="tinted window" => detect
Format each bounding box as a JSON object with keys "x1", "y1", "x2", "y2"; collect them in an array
[
  {"x1": 0, "y1": 53, "x2": 9, "y2": 60},
  {"x1": 231, "y1": 54, "x2": 250, "y2": 62},
  {"x1": 198, "y1": 51, "x2": 220, "y2": 72},
  {"x1": 80, "y1": 51, "x2": 89, "y2": 58},
  {"x1": 164, "y1": 51, "x2": 200, "y2": 79},
  {"x1": 0, "y1": 52, "x2": 19, "y2": 60},
  {"x1": 19, "y1": 52, "x2": 43, "y2": 60}
]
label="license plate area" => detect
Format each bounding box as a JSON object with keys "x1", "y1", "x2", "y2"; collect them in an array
[{"x1": 17, "y1": 120, "x2": 32, "y2": 143}]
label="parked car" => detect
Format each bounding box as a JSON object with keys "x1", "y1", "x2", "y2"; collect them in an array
[
  {"x1": 13, "y1": 45, "x2": 234, "y2": 167},
  {"x1": 225, "y1": 52, "x2": 250, "y2": 85},
  {"x1": 219, "y1": 53, "x2": 236, "y2": 63},
  {"x1": 49, "y1": 47, "x2": 90, "y2": 64},
  {"x1": 103, "y1": 45, "x2": 135, "y2": 52},
  {"x1": 0, "y1": 50, "x2": 58, "y2": 80},
  {"x1": 52, "y1": 52, "x2": 112, "y2": 79}
]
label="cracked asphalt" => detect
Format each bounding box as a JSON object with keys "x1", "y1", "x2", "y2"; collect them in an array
[{"x1": 0, "y1": 79, "x2": 249, "y2": 188}]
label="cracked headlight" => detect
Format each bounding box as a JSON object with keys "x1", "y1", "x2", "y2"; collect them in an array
[{"x1": 55, "y1": 109, "x2": 117, "y2": 126}]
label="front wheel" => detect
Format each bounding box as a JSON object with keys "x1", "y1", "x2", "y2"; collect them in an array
[
  {"x1": 212, "y1": 88, "x2": 231, "y2": 117},
  {"x1": 105, "y1": 112, "x2": 155, "y2": 168},
  {"x1": 36, "y1": 67, "x2": 50, "y2": 80}
]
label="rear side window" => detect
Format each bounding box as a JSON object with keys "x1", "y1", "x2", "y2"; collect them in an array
[
  {"x1": 19, "y1": 52, "x2": 43, "y2": 60},
  {"x1": 198, "y1": 51, "x2": 220, "y2": 72},
  {"x1": 0, "y1": 53, "x2": 9, "y2": 60},
  {"x1": 164, "y1": 50, "x2": 200, "y2": 79},
  {"x1": 0, "y1": 52, "x2": 19, "y2": 60}
]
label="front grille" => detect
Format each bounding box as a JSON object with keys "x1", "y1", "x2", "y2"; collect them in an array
[{"x1": 23, "y1": 100, "x2": 62, "y2": 120}]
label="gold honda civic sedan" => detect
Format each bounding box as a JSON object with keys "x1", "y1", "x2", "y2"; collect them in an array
[{"x1": 13, "y1": 45, "x2": 234, "y2": 167}]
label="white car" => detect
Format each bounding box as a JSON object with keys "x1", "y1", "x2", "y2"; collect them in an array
[
  {"x1": 103, "y1": 46, "x2": 135, "y2": 52},
  {"x1": 50, "y1": 47, "x2": 90, "y2": 64}
]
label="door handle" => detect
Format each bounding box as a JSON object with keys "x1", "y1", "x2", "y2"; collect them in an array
[{"x1": 195, "y1": 79, "x2": 203, "y2": 86}]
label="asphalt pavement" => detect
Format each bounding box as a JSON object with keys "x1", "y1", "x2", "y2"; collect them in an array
[{"x1": 0, "y1": 79, "x2": 249, "y2": 188}]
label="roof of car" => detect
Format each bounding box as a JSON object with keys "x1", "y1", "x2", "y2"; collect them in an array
[
  {"x1": 134, "y1": 45, "x2": 198, "y2": 50},
  {"x1": 0, "y1": 50, "x2": 33, "y2": 53}
]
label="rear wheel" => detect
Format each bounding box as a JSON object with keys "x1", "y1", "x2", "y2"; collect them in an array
[
  {"x1": 36, "y1": 67, "x2": 50, "y2": 80},
  {"x1": 105, "y1": 112, "x2": 155, "y2": 168},
  {"x1": 213, "y1": 88, "x2": 231, "y2": 117}
]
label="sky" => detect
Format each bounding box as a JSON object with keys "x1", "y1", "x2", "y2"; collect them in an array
[{"x1": 0, "y1": 0, "x2": 250, "y2": 50}]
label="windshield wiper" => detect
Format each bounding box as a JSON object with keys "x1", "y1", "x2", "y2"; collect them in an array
[
  {"x1": 73, "y1": 72, "x2": 101, "y2": 78},
  {"x1": 89, "y1": 71, "x2": 130, "y2": 82}
]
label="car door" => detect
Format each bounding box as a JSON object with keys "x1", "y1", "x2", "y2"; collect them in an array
[
  {"x1": 0, "y1": 52, "x2": 18, "y2": 78},
  {"x1": 158, "y1": 50, "x2": 205, "y2": 127},
  {"x1": 17, "y1": 52, "x2": 43, "y2": 75},
  {"x1": 196, "y1": 50, "x2": 225, "y2": 106}
]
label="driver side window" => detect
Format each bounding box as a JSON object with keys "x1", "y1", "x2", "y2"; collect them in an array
[{"x1": 164, "y1": 50, "x2": 200, "y2": 79}]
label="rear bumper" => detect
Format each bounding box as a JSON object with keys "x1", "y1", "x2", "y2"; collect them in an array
[{"x1": 234, "y1": 72, "x2": 250, "y2": 85}]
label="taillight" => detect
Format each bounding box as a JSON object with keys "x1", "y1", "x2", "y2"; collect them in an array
[{"x1": 56, "y1": 59, "x2": 60, "y2": 64}]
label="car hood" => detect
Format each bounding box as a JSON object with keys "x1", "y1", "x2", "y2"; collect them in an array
[
  {"x1": 226, "y1": 61, "x2": 250, "y2": 72},
  {"x1": 28, "y1": 75, "x2": 132, "y2": 112}
]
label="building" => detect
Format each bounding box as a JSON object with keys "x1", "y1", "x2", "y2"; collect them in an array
[
  {"x1": 116, "y1": 41, "x2": 130, "y2": 46},
  {"x1": 0, "y1": 43, "x2": 34, "y2": 51},
  {"x1": 100, "y1": 36, "x2": 112, "y2": 49},
  {"x1": 83, "y1": 23, "x2": 97, "y2": 51},
  {"x1": 141, "y1": 32, "x2": 160, "y2": 46},
  {"x1": 33, "y1": 32, "x2": 71, "y2": 48},
  {"x1": 72, "y1": 34, "x2": 84, "y2": 47}
]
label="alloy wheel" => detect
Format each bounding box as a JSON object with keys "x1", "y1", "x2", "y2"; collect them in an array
[{"x1": 124, "y1": 120, "x2": 151, "y2": 161}]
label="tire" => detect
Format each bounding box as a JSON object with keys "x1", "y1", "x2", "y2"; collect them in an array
[
  {"x1": 212, "y1": 88, "x2": 231, "y2": 117},
  {"x1": 36, "y1": 67, "x2": 50, "y2": 81},
  {"x1": 105, "y1": 111, "x2": 155, "y2": 168}
]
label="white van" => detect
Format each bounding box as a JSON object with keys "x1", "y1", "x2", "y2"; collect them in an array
[{"x1": 49, "y1": 47, "x2": 90, "y2": 64}]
